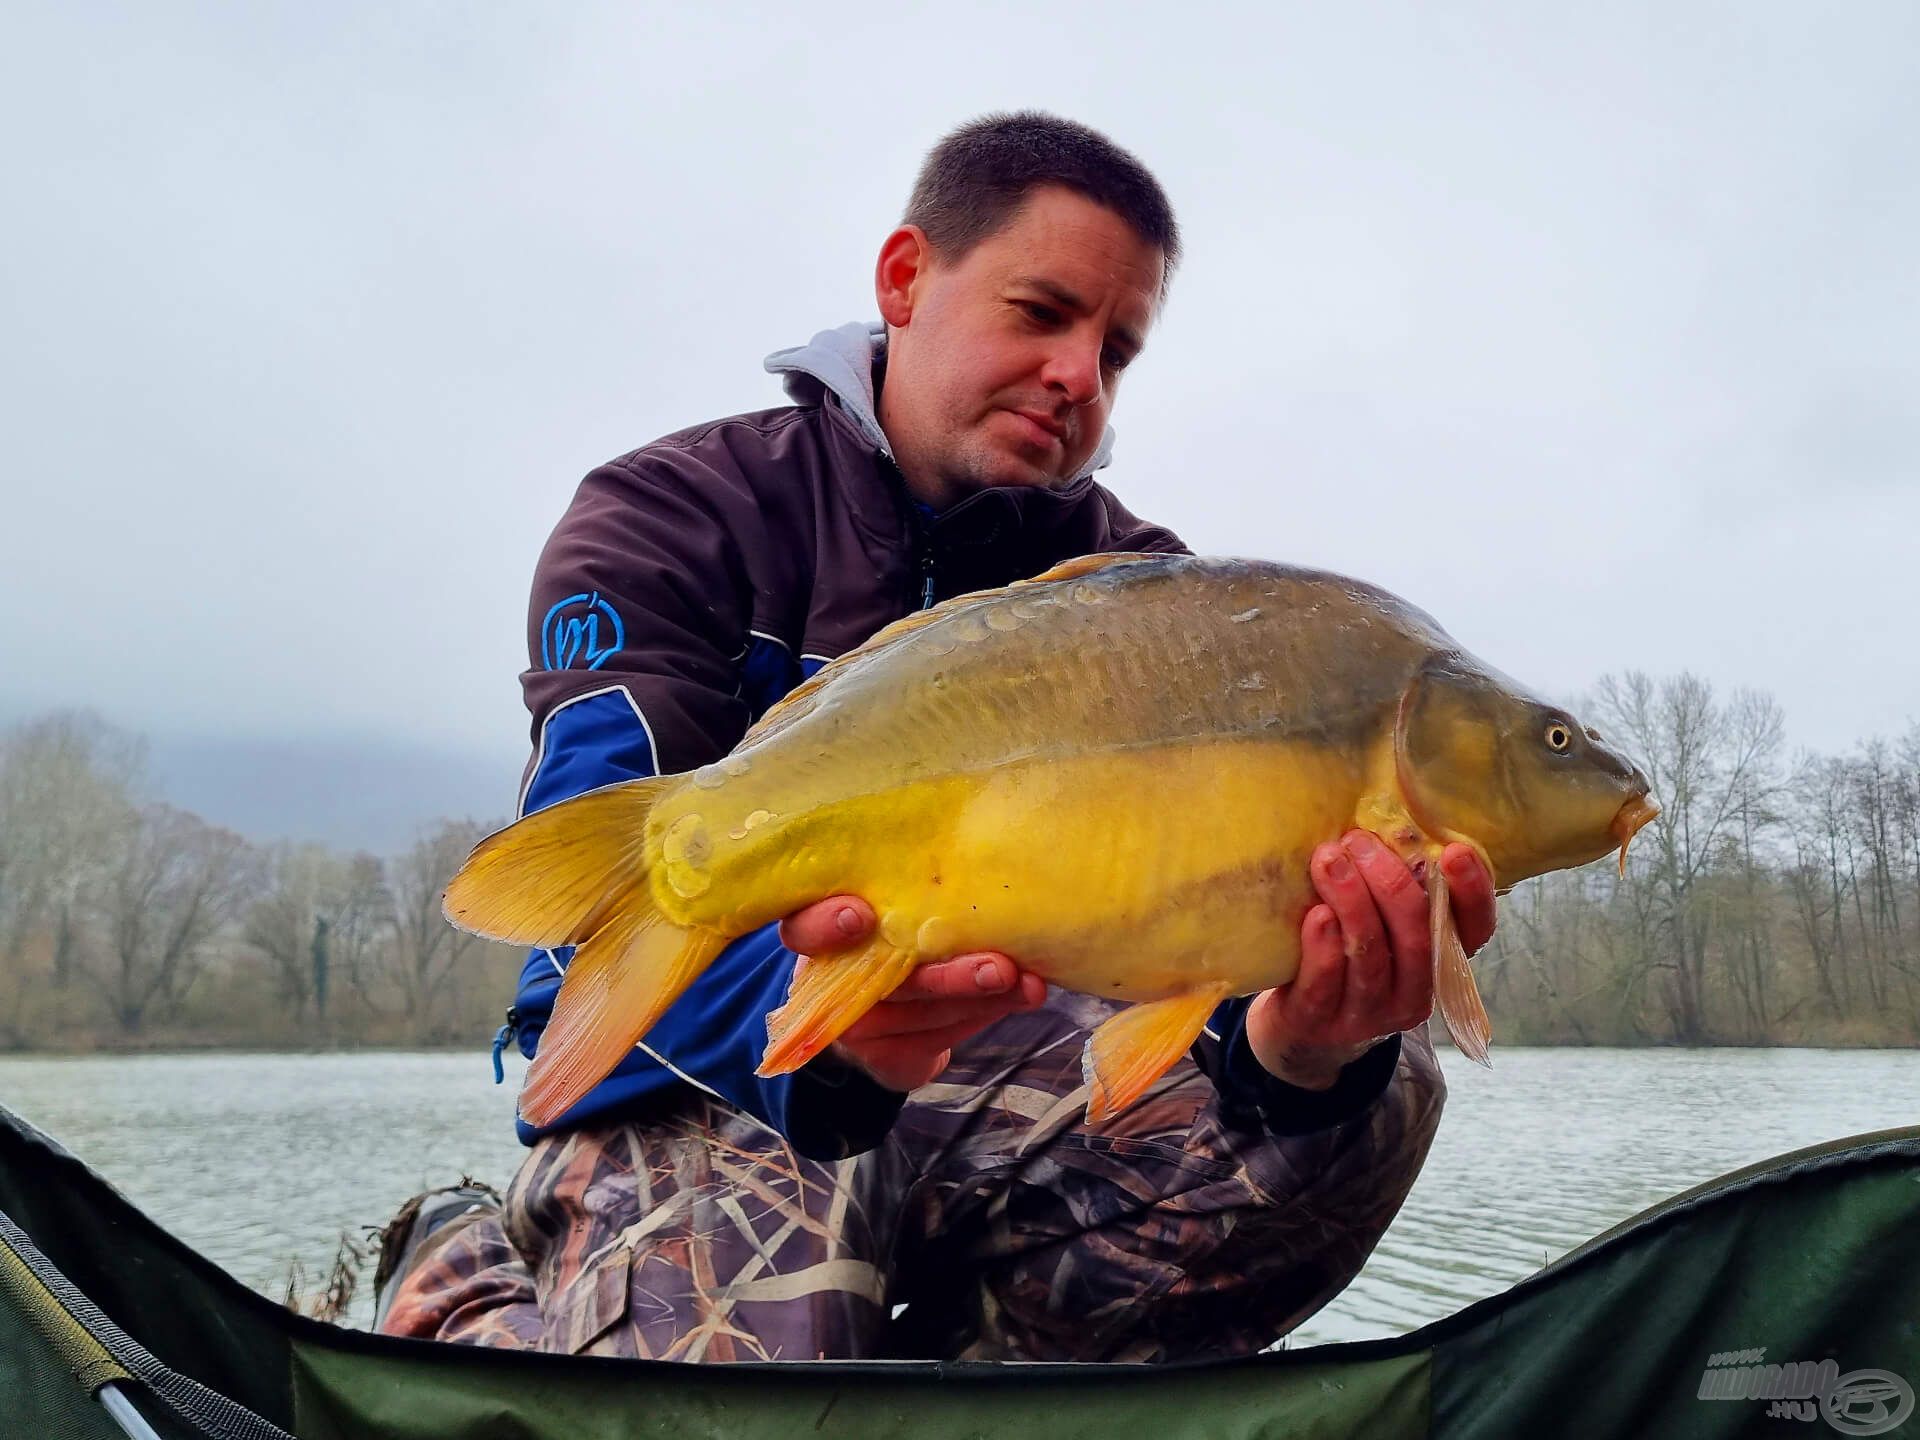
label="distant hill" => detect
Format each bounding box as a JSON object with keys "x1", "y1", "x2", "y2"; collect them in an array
[{"x1": 145, "y1": 731, "x2": 522, "y2": 854}]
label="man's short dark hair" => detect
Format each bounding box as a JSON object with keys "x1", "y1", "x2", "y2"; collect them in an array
[{"x1": 904, "y1": 112, "x2": 1180, "y2": 291}]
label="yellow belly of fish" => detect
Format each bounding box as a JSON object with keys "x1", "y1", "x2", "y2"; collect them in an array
[{"x1": 659, "y1": 737, "x2": 1366, "y2": 1002}]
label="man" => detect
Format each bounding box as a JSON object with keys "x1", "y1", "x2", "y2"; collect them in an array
[{"x1": 378, "y1": 112, "x2": 1495, "y2": 1362}]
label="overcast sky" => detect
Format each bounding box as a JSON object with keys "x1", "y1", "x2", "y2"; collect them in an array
[{"x1": 3, "y1": 3, "x2": 1916, "y2": 826}]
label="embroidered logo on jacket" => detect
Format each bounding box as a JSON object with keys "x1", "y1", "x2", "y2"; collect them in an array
[{"x1": 541, "y1": 592, "x2": 625, "y2": 671}]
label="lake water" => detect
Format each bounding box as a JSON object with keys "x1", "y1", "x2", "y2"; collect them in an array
[{"x1": 1, "y1": 1047, "x2": 1913, "y2": 1347}]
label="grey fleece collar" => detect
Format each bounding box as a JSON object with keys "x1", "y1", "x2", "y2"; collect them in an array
[{"x1": 763, "y1": 320, "x2": 1116, "y2": 480}]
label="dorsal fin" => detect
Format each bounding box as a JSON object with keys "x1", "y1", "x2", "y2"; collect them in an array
[
  {"x1": 740, "y1": 550, "x2": 1167, "y2": 747},
  {"x1": 1023, "y1": 550, "x2": 1159, "y2": 585}
]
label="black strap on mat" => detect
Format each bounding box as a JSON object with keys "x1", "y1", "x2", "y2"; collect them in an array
[{"x1": 0, "y1": 1205, "x2": 293, "y2": 1440}]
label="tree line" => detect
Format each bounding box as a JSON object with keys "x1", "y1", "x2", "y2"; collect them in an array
[
  {"x1": 0, "y1": 711, "x2": 521, "y2": 1050},
  {"x1": 3, "y1": 674, "x2": 1917, "y2": 1055}
]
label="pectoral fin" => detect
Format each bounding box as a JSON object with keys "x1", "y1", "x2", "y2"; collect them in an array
[
  {"x1": 1429, "y1": 866, "x2": 1493, "y2": 1067},
  {"x1": 1082, "y1": 985, "x2": 1232, "y2": 1124},
  {"x1": 758, "y1": 943, "x2": 920, "y2": 1077}
]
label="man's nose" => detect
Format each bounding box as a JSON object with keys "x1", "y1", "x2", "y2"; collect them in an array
[{"x1": 1040, "y1": 336, "x2": 1103, "y2": 407}]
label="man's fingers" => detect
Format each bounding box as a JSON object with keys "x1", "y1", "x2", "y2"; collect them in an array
[
  {"x1": 779, "y1": 896, "x2": 875, "y2": 957},
  {"x1": 865, "y1": 1046, "x2": 953, "y2": 1093},
  {"x1": 1441, "y1": 844, "x2": 1499, "y2": 954},
  {"x1": 841, "y1": 1037, "x2": 958, "y2": 1092},
  {"x1": 885, "y1": 952, "x2": 1021, "y2": 1000},
  {"x1": 1284, "y1": 902, "x2": 1346, "y2": 1027},
  {"x1": 839, "y1": 996, "x2": 1047, "y2": 1090},
  {"x1": 1309, "y1": 839, "x2": 1388, "y2": 983},
  {"x1": 858, "y1": 1013, "x2": 1010, "y2": 1061},
  {"x1": 830, "y1": 956, "x2": 1047, "y2": 1092},
  {"x1": 1341, "y1": 830, "x2": 1428, "y2": 1011},
  {"x1": 841, "y1": 992, "x2": 1026, "y2": 1039}
]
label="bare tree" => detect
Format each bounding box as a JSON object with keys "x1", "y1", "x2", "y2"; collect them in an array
[
  {"x1": 1718, "y1": 722, "x2": 1787, "y2": 1039},
  {"x1": 244, "y1": 844, "x2": 343, "y2": 1024},
  {"x1": 87, "y1": 805, "x2": 260, "y2": 1033},
  {"x1": 1845, "y1": 739, "x2": 1917, "y2": 1008},
  {"x1": 1784, "y1": 751, "x2": 1857, "y2": 1018},
  {"x1": 329, "y1": 853, "x2": 394, "y2": 1020},
  {"x1": 0, "y1": 712, "x2": 144, "y2": 977},
  {"x1": 384, "y1": 820, "x2": 488, "y2": 1041},
  {"x1": 1591, "y1": 673, "x2": 1783, "y2": 1041}
]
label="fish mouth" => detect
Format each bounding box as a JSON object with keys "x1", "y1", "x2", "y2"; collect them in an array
[{"x1": 1610, "y1": 794, "x2": 1660, "y2": 876}]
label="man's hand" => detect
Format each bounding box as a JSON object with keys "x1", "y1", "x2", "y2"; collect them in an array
[
  {"x1": 779, "y1": 898, "x2": 1046, "y2": 1093},
  {"x1": 1246, "y1": 833, "x2": 1497, "y2": 1090}
]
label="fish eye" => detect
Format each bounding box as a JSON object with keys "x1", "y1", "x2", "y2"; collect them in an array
[{"x1": 1545, "y1": 720, "x2": 1574, "y2": 752}]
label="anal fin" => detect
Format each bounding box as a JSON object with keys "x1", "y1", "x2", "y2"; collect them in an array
[
  {"x1": 1430, "y1": 866, "x2": 1493, "y2": 1067},
  {"x1": 1082, "y1": 985, "x2": 1231, "y2": 1124},
  {"x1": 758, "y1": 943, "x2": 920, "y2": 1077},
  {"x1": 520, "y1": 908, "x2": 726, "y2": 1128}
]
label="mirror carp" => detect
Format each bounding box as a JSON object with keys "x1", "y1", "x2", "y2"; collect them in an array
[{"x1": 446, "y1": 553, "x2": 1658, "y2": 1127}]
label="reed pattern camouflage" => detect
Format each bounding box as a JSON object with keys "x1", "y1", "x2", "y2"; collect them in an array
[{"x1": 381, "y1": 993, "x2": 1444, "y2": 1362}]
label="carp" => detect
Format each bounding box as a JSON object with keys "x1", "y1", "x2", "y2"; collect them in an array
[{"x1": 447, "y1": 553, "x2": 1658, "y2": 1127}]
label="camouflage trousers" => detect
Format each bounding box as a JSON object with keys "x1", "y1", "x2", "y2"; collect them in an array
[{"x1": 378, "y1": 992, "x2": 1445, "y2": 1363}]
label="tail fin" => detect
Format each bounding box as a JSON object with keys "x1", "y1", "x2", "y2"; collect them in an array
[
  {"x1": 520, "y1": 909, "x2": 726, "y2": 1127},
  {"x1": 438, "y1": 774, "x2": 728, "y2": 1127},
  {"x1": 1429, "y1": 866, "x2": 1493, "y2": 1067},
  {"x1": 442, "y1": 777, "x2": 670, "y2": 947}
]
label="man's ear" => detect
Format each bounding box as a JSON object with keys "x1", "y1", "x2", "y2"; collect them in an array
[{"x1": 875, "y1": 225, "x2": 932, "y2": 328}]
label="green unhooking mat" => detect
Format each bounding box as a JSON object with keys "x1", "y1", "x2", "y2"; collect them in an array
[{"x1": 1, "y1": 1105, "x2": 1915, "y2": 1439}]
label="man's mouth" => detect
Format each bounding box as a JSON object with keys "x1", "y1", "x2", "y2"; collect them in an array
[{"x1": 1007, "y1": 409, "x2": 1068, "y2": 447}]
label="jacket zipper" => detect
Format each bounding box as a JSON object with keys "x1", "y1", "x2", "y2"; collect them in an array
[
  {"x1": 902, "y1": 485, "x2": 937, "y2": 610},
  {"x1": 891, "y1": 456, "x2": 943, "y2": 612}
]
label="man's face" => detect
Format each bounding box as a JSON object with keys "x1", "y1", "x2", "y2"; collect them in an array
[{"x1": 875, "y1": 186, "x2": 1165, "y2": 508}]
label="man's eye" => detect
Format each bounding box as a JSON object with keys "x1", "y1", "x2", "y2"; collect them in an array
[
  {"x1": 1103, "y1": 349, "x2": 1131, "y2": 373},
  {"x1": 1020, "y1": 301, "x2": 1061, "y2": 325}
]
